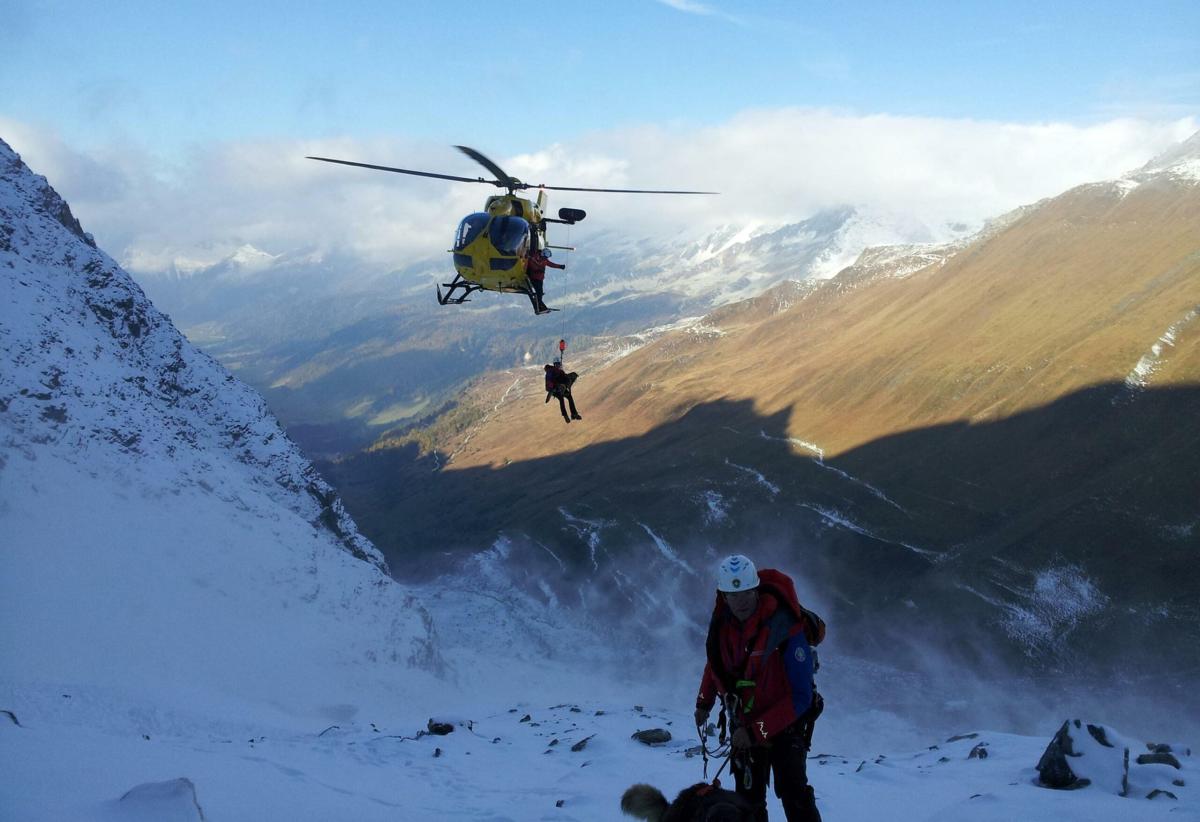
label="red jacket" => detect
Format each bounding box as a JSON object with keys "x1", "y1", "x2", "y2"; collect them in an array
[
  {"x1": 545, "y1": 364, "x2": 566, "y2": 392},
  {"x1": 696, "y1": 569, "x2": 819, "y2": 745},
  {"x1": 526, "y1": 249, "x2": 565, "y2": 282}
]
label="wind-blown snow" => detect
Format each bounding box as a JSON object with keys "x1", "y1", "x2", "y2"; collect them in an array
[
  {"x1": 1000, "y1": 566, "x2": 1110, "y2": 654},
  {"x1": 637, "y1": 523, "x2": 697, "y2": 575},
  {"x1": 724, "y1": 458, "x2": 781, "y2": 495},
  {"x1": 559, "y1": 507, "x2": 613, "y2": 571},
  {"x1": 757, "y1": 429, "x2": 906, "y2": 512},
  {"x1": 697, "y1": 489, "x2": 729, "y2": 525},
  {"x1": 797, "y1": 502, "x2": 935, "y2": 558}
]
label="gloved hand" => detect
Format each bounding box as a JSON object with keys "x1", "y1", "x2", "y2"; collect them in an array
[
  {"x1": 731, "y1": 727, "x2": 753, "y2": 751},
  {"x1": 694, "y1": 708, "x2": 710, "y2": 728}
]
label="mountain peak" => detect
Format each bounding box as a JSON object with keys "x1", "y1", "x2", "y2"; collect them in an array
[
  {"x1": 229, "y1": 243, "x2": 278, "y2": 269},
  {"x1": 1135, "y1": 129, "x2": 1200, "y2": 181},
  {"x1": 1, "y1": 138, "x2": 96, "y2": 248}
]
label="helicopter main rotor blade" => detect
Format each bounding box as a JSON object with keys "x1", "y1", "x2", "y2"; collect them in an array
[
  {"x1": 309, "y1": 150, "x2": 719, "y2": 194},
  {"x1": 454, "y1": 146, "x2": 519, "y2": 189},
  {"x1": 535, "y1": 184, "x2": 719, "y2": 195},
  {"x1": 306, "y1": 156, "x2": 502, "y2": 186}
]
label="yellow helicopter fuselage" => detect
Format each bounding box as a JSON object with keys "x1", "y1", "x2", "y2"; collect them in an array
[{"x1": 450, "y1": 192, "x2": 548, "y2": 291}]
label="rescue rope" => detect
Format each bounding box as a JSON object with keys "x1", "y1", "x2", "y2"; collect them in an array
[
  {"x1": 697, "y1": 718, "x2": 732, "y2": 783},
  {"x1": 559, "y1": 223, "x2": 570, "y2": 346}
]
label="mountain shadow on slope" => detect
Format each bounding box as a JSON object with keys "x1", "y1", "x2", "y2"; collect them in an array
[{"x1": 320, "y1": 380, "x2": 1199, "y2": 689}]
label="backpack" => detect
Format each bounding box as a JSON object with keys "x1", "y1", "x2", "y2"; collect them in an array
[
  {"x1": 704, "y1": 568, "x2": 825, "y2": 694},
  {"x1": 756, "y1": 568, "x2": 826, "y2": 647}
]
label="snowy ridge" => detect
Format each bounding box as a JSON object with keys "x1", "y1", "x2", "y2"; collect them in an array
[
  {"x1": 1098, "y1": 129, "x2": 1200, "y2": 198},
  {"x1": 1, "y1": 137, "x2": 451, "y2": 811},
  {"x1": 675, "y1": 221, "x2": 779, "y2": 266},
  {"x1": 0, "y1": 139, "x2": 379, "y2": 568},
  {"x1": 1133, "y1": 130, "x2": 1200, "y2": 183},
  {"x1": 553, "y1": 206, "x2": 964, "y2": 312},
  {"x1": 830, "y1": 202, "x2": 1039, "y2": 292}
]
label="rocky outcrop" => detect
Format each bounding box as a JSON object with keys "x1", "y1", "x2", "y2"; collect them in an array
[{"x1": 1036, "y1": 720, "x2": 1191, "y2": 801}]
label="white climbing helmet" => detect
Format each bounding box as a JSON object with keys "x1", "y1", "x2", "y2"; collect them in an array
[{"x1": 717, "y1": 554, "x2": 759, "y2": 593}]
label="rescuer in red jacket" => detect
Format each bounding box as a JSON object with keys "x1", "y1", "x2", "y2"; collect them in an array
[
  {"x1": 694, "y1": 554, "x2": 824, "y2": 822},
  {"x1": 527, "y1": 246, "x2": 565, "y2": 314}
]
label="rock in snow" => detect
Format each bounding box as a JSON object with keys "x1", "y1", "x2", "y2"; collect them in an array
[
  {"x1": 1037, "y1": 719, "x2": 1191, "y2": 801},
  {"x1": 109, "y1": 778, "x2": 204, "y2": 821}
]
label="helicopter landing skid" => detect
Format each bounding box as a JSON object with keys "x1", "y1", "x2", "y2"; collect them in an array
[
  {"x1": 436, "y1": 277, "x2": 483, "y2": 305},
  {"x1": 525, "y1": 287, "x2": 559, "y2": 315}
]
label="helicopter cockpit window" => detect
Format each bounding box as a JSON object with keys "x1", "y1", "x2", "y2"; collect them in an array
[
  {"x1": 488, "y1": 216, "x2": 530, "y2": 256},
  {"x1": 454, "y1": 213, "x2": 489, "y2": 251}
]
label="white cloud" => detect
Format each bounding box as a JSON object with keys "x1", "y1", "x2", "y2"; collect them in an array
[
  {"x1": 654, "y1": 0, "x2": 744, "y2": 25},
  {"x1": 2, "y1": 111, "x2": 1195, "y2": 277},
  {"x1": 656, "y1": 0, "x2": 717, "y2": 16}
]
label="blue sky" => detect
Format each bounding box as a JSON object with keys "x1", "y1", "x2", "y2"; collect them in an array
[
  {"x1": 4, "y1": 0, "x2": 1198, "y2": 158},
  {"x1": 1, "y1": 1, "x2": 1197, "y2": 272}
]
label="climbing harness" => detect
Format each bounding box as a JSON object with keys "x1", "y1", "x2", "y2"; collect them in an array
[{"x1": 699, "y1": 692, "x2": 754, "y2": 787}]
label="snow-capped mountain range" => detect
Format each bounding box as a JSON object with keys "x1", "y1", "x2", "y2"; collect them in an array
[
  {"x1": 130, "y1": 203, "x2": 959, "y2": 457},
  {"x1": 3, "y1": 135, "x2": 1197, "y2": 821},
  {"x1": 551, "y1": 206, "x2": 963, "y2": 310}
]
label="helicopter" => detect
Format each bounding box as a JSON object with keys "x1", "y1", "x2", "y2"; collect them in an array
[{"x1": 306, "y1": 146, "x2": 716, "y2": 314}]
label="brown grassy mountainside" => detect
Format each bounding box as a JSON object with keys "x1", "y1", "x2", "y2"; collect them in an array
[
  {"x1": 450, "y1": 176, "x2": 1198, "y2": 470},
  {"x1": 323, "y1": 165, "x2": 1200, "y2": 678}
]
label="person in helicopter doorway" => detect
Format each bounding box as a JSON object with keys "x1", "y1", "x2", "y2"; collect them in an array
[
  {"x1": 694, "y1": 554, "x2": 826, "y2": 822},
  {"x1": 526, "y1": 245, "x2": 565, "y2": 314},
  {"x1": 544, "y1": 360, "x2": 581, "y2": 423}
]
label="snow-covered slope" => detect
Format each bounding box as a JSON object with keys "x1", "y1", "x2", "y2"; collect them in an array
[{"x1": 0, "y1": 134, "x2": 445, "y2": 782}]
